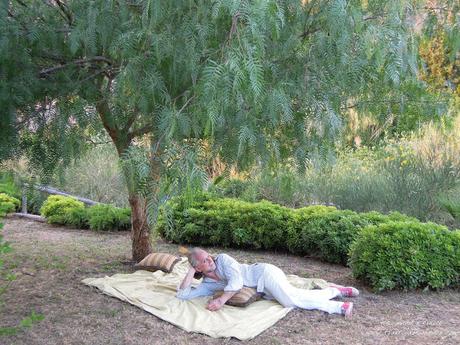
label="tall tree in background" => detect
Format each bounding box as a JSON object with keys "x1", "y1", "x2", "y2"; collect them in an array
[
  {"x1": 419, "y1": 0, "x2": 459, "y2": 97},
  {"x1": 1, "y1": 0, "x2": 430, "y2": 261}
]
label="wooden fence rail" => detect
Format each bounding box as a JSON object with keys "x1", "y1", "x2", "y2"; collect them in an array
[{"x1": 21, "y1": 183, "x2": 99, "y2": 215}]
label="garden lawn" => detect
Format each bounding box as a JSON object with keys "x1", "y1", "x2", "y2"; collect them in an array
[{"x1": 1, "y1": 217, "x2": 459, "y2": 345}]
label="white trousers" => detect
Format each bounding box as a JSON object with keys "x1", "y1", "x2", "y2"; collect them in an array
[{"x1": 261, "y1": 265, "x2": 343, "y2": 314}]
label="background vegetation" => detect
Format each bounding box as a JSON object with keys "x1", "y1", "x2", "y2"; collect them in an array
[{"x1": 0, "y1": 1, "x2": 459, "y2": 292}]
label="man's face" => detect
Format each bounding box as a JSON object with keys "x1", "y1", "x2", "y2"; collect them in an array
[{"x1": 194, "y1": 250, "x2": 216, "y2": 274}]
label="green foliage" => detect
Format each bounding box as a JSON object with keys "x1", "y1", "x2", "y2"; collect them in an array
[
  {"x1": 39, "y1": 195, "x2": 131, "y2": 231},
  {"x1": 3, "y1": 0, "x2": 436, "y2": 184},
  {"x1": 440, "y1": 193, "x2": 460, "y2": 222},
  {"x1": 0, "y1": 193, "x2": 20, "y2": 215},
  {"x1": 87, "y1": 204, "x2": 131, "y2": 231},
  {"x1": 59, "y1": 144, "x2": 129, "y2": 207},
  {"x1": 234, "y1": 119, "x2": 460, "y2": 227},
  {"x1": 40, "y1": 195, "x2": 86, "y2": 225},
  {"x1": 158, "y1": 194, "x2": 415, "y2": 266},
  {"x1": 286, "y1": 209, "x2": 408, "y2": 265},
  {"x1": 349, "y1": 222, "x2": 460, "y2": 291},
  {"x1": 3, "y1": 0, "x2": 457, "y2": 261},
  {"x1": 0, "y1": 173, "x2": 20, "y2": 199},
  {"x1": 158, "y1": 194, "x2": 292, "y2": 250},
  {"x1": 211, "y1": 178, "x2": 249, "y2": 199},
  {"x1": 23, "y1": 189, "x2": 49, "y2": 216},
  {"x1": 241, "y1": 169, "x2": 314, "y2": 208},
  {"x1": 65, "y1": 207, "x2": 90, "y2": 229}
]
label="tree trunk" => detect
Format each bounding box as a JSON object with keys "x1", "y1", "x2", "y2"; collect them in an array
[
  {"x1": 96, "y1": 102, "x2": 152, "y2": 262},
  {"x1": 129, "y1": 193, "x2": 152, "y2": 262}
]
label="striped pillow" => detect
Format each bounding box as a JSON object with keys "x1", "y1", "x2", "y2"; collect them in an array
[
  {"x1": 214, "y1": 287, "x2": 262, "y2": 307},
  {"x1": 135, "y1": 253, "x2": 180, "y2": 273}
]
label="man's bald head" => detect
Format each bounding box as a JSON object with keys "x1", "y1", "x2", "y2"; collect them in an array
[
  {"x1": 189, "y1": 248, "x2": 215, "y2": 273},
  {"x1": 189, "y1": 247, "x2": 207, "y2": 268}
]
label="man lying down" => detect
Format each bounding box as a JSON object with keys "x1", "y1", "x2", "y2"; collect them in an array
[{"x1": 177, "y1": 248, "x2": 358, "y2": 318}]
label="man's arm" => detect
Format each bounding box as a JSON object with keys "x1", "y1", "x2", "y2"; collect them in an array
[
  {"x1": 177, "y1": 267, "x2": 217, "y2": 300},
  {"x1": 207, "y1": 254, "x2": 243, "y2": 311},
  {"x1": 179, "y1": 266, "x2": 196, "y2": 290},
  {"x1": 206, "y1": 291, "x2": 237, "y2": 311}
]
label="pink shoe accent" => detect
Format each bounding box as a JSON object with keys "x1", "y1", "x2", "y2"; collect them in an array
[
  {"x1": 341, "y1": 302, "x2": 353, "y2": 318},
  {"x1": 332, "y1": 286, "x2": 359, "y2": 297}
]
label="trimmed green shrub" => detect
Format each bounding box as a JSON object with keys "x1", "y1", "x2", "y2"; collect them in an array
[
  {"x1": 0, "y1": 193, "x2": 20, "y2": 215},
  {"x1": 349, "y1": 221, "x2": 460, "y2": 291},
  {"x1": 159, "y1": 194, "x2": 420, "y2": 266},
  {"x1": 87, "y1": 204, "x2": 131, "y2": 231},
  {"x1": 287, "y1": 209, "x2": 419, "y2": 265},
  {"x1": 359, "y1": 210, "x2": 418, "y2": 224},
  {"x1": 158, "y1": 194, "x2": 293, "y2": 250},
  {"x1": 65, "y1": 207, "x2": 90, "y2": 228},
  {"x1": 40, "y1": 195, "x2": 85, "y2": 225},
  {"x1": 287, "y1": 210, "x2": 372, "y2": 265}
]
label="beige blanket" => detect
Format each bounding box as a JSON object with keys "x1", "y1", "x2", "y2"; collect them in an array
[{"x1": 82, "y1": 258, "x2": 328, "y2": 340}]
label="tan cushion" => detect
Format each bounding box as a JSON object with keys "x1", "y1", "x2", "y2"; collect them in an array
[
  {"x1": 213, "y1": 287, "x2": 262, "y2": 307},
  {"x1": 135, "y1": 253, "x2": 180, "y2": 273}
]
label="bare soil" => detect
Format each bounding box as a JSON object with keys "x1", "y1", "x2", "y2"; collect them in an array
[{"x1": 1, "y1": 216, "x2": 459, "y2": 345}]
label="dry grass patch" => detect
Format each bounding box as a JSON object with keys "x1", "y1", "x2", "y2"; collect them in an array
[{"x1": 1, "y1": 217, "x2": 459, "y2": 345}]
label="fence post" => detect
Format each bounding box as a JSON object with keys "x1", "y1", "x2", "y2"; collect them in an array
[{"x1": 21, "y1": 188, "x2": 28, "y2": 214}]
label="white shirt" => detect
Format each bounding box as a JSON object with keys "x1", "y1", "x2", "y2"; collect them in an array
[{"x1": 176, "y1": 253, "x2": 267, "y2": 300}]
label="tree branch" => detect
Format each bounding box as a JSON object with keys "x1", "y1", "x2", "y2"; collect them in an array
[
  {"x1": 54, "y1": 0, "x2": 73, "y2": 25},
  {"x1": 14, "y1": 0, "x2": 28, "y2": 7},
  {"x1": 228, "y1": 12, "x2": 240, "y2": 41},
  {"x1": 128, "y1": 124, "x2": 154, "y2": 141},
  {"x1": 364, "y1": 13, "x2": 386, "y2": 21},
  {"x1": 299, "y1": 27, "x2": 321, "y2": 39},
  {"x1": 39, "y1": 56, "x2": 113, "y2": 77},
  {"x1": 123, "y1": 112, "x2": 139, "y2": 133}
]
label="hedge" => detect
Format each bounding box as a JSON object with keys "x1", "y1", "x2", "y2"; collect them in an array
[
  {"x1": 349, "y1": 221, "x2": 460, "y2": 291},
  {"x1": 156, "y1": 194, "x2": 460, "y2": 291},
  {"x1": 0, "y1": 193, "x2": 21, "y2": 216},
  {"x1": 158, "y1": 194, "x2": 293, "y2": 250},
  {"x1": 40, "y1": 195, "x2": 131, "y2": 231},
  {"x1": 157, "y1": 194, "x2": 418, "y2": 265},
  {"x1": 87, "y1": 204, "x2": 131, "y2": 231},
  {"x1": 40, "y1": 195, "x2": 86, "y2": 225}
]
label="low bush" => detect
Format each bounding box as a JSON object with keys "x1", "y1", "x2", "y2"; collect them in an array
[
  {"x1": 39, "y1": 195, "x2": 131, "y2": 230},
  {"x1": 87, "y1": 204, "x2": 131, "y2": 231},
  {"x1": 40, "y1": 195, "x2": 86, "y2": 225},
  {"x1": 349, "y1": 221, "x2": 460, "y2": 291},
  {"x1": 65, "y1": 207, "x2": 90, "y2": 229},
  {"x1": 287, "y1": 209, "x2": 417, "y2": 265},
  {"x1": 159, "y1": 194, "x2": 420, "y2": 266},
  {"x1": 287, "y1": 210, "x2": 371, "y2": 265},
  {"x1": 0, "y1": 193, "x2": 20, "y2": 215},
  {"x1": 158, "y1": 194, "x2": 293, "y2": 250}
]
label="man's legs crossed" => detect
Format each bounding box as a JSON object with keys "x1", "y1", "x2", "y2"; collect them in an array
[{"x1": 262, "y1": 265, "x2": 348, "y2": 315}]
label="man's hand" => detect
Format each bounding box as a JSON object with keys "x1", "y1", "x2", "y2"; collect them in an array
[{"x1": 206, "y1": 297, "x2": 225, "y2": 311}]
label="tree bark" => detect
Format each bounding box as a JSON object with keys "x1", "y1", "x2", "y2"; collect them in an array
[
  {"x1": 128, "y1": 193, "x2": 152, "y2": 262},
  {"x1": 96, "y1": 97, "x2": 153, "y2": 262}
]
